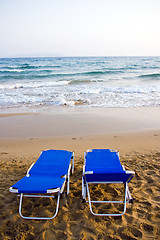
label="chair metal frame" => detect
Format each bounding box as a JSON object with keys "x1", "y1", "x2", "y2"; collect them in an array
[
  {"x1": 82, "y1": 150, "x2": 134, "y2": 216},
  {"x1": 10, "y1": 151, "x2": 74, "y2": 220}
]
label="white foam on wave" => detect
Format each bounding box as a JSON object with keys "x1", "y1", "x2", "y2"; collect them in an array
[
  {"x1": 0, "y1": 69, "x2": 24, "y2": 73},
  {"x1": 0, "y1": 82, "x2": 160, "y2": 108},
  {"x1": 0, "y1": 80, "x2": 69, "y2": 90}
]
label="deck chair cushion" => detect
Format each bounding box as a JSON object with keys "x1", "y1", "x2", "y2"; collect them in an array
[
  {"x1": 12, "y1": 176, "x2": 65, "y2": 194},
  {"x1": 29, "y1": 150, "x2": 73, "y2": 176},
  {"x1": 84, "y1": 149, "x2": 133, "y2": 183}
]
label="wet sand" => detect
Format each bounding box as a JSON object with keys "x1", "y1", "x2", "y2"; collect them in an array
[
  {"x1": 0, "y1": 106, "x2": 160, "y2": 138},
  {"x1": 0, "y1": 107, "x2": 160, "y2": 239}
]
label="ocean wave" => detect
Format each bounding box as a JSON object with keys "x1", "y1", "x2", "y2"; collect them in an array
[
  {"x1": 0, "y1": 80, "x2": 69, "y2": 90},
  {"x1": 112, "y1": 87, "x2": 157, "y2": 94},
  {"x1": 19, "y1": 64, "x2": 62, "y2": 70},
  {"x1": 0, "y1": 69, "x2": 53, "y2": 75},
  {"x1": 82, "y1": 70, "x2": 123, "y2": 75},
  {"x1": 141, "y1": 66, "x2": 159, "y2": 69},
  {"x1": 19, "y1": 64, "x2": 38, "y2": 69},
  {"x1": 0, "y1": 73, "x2": 58, "y2": 80},
  {"x1": 68, "y1": 79, "x2": 93, "y2": 85},
  {"x1": 139, "y1": 73, "x2": 160, "y2": 79},
  {"x1": 1, "y1": 69, "x2": 123, "y2": 78},
  {"x1": 0, "y1": 69, "x2": 24, "y2": 73}
]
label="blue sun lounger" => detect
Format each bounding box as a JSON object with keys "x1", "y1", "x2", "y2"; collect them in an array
[
  {"x1": 10, "y1": 149, "x2": 74, "y2": 220},
  {"x1": 82, "y1": 149, "x2": 135, "y2": 216}
]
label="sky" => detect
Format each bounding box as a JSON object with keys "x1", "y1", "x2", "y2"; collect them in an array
[{"x1": 0, "y1": 0, "x2": 160, "y2": 57}]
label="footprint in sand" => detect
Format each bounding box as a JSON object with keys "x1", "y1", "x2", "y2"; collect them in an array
[{"x1": 141, "y1": 222, "x2": 154, "y2": 233}]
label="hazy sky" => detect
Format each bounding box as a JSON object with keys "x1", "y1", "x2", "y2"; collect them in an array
[{"x1": 0, "y1": 0, "x2": 160, "y2": 57}]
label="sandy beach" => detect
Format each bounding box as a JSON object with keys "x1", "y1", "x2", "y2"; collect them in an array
[{"x1": 0, "y1": 106, "x2": 160, "y2": 240}]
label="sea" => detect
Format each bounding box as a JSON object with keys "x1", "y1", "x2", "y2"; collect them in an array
[{"x1": 0, "y1": 56, "x2": 160, "y2": 110}]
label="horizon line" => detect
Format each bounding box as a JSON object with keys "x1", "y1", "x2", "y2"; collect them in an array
[{"x1": 0, "y1": 55, "x2": 160, "y2": 59}]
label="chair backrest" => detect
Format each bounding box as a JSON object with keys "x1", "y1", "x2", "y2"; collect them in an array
[
  {"x1": 84, "y1": 149, "x2": 133, "y2": 183},
  {"x1": 29, "y1": 150, "x2": 73, "y2": 177},
  {"x1": 85, "y1": 149, "x2": 123, "y2": 173}
]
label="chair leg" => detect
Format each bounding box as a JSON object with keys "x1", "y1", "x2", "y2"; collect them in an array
[
  {"x1": 19, "y1": 192, "x2": 61, "y2": 220},
  {"x1": 126, "y1": 183, "x2": 134, "y2": 203},
  {"x1": 72, "y1": 153, "x2": 74, "y2": 174},
  {"x1": 82, "y1": 177, "x2": 86, "y2": 200},
  {"x1": 86, "y1": 182, "x2": 128, "y2": 216},
  {"x1": 67, "y1": 163, "x2": 72, "y2": 195},
  {"x1": 67, "y1": 173, "x2": 70, "y2": 195}
]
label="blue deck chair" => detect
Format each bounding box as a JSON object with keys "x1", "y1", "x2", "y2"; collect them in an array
[
  {"x1": 10, "y1": 149, "x2": 74, "y2": 220},
  {"x1": 82, "y1": 149, "x2": 135, "y2": 216}
]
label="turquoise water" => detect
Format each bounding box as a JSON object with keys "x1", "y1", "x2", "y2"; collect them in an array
[{"x1": 0, "y1": 57, "x2": 160, "y2": 109}]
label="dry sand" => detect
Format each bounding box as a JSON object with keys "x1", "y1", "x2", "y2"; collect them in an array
[{"x1": 0, "y1": 107, "x2": 160, "y2": 240}]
